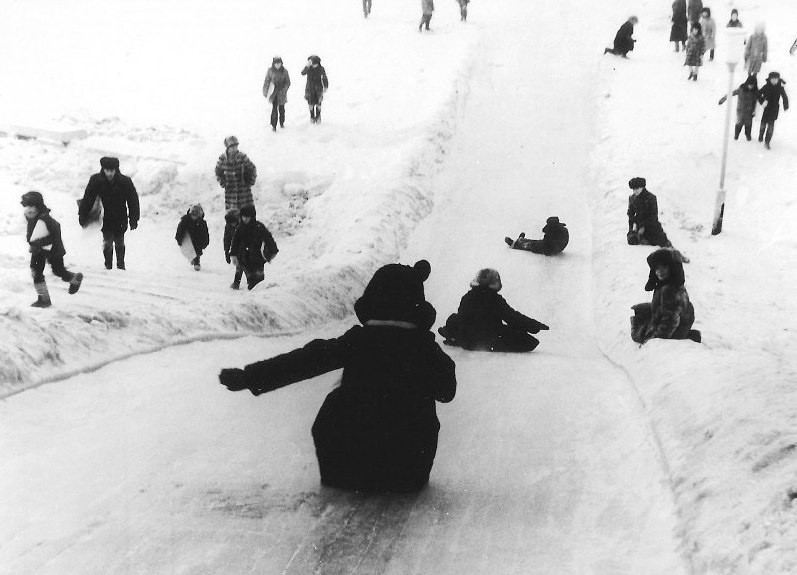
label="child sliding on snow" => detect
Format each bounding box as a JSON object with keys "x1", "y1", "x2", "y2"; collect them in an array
[
  {"x1": 175, "y1": 204, "x2": 209, "y2": 271},
  {"x1": 505, "y1": 216, "x2": 569, "y2": 256},
  {"x1": 21, "y1": 191, "x2": 83, "y2": 307},
  {"x1": 219, "y1": 260, "x2": 457, "y2": 492},
  {"x1": 438, "y1": 268, "x2": 548, "y2": 352}
]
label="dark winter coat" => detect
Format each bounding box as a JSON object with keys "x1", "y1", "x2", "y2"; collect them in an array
[
  {"x1": 541, "y1": 220, "x2": 570, "y2": 255},
  {"x1": 422, "y1": 0, "x2": 434, "y2": 15},
  {"x1": 726, "y1": 18, "x2": 742, "y2": 29},
  {"x1": 758, "y1": 82, "x2": 789, "y2": 123},
  {"x1": 79, "y1": 171, "x2": 140, "y2": 234},
  {"x1": 241, "y1": 324, "x2": 457, "y2": 491},
  {"x1": 744, "y1": 32, "x2": 767, "y2": 75},
  {"x1": 175, "y1": 212, "x2": 210, "y2": 253},
  {"x1": 452, "y1": 286, "x2": 546, "y2": 351},
  {"x1": 215, "y1": 152, "x2": 257, "y2": 211},
  {"x1": 26, "y1": 209, "x2": 66, "y2": 258},
  {"x1": 670, "y1": 0, "x2": 688, "y2": 42},
  {"x1": 687, "y1": 0, "x2": 703, "y2": 23},
  {"x1": 301, "y1": 63, "x2": 329, "y2": 104},
  {"x1": 720, "y1": 81, "x2": 758, "y2": 123},
  {"x1": 229, "y1": 218, "x2": 278, "y2": 268},
  {"x1": 613, "y1": 21, "x2": 635, "y2": 54},
  {"x1": 263, "y1": 66, "x2": 291, "y2": 105},
  {"x1": 224, "y1": 222, "x2": 236, "y2": 261},
  {"x1": 684, "y1": 34, "x2": 705, "y2": 67}
]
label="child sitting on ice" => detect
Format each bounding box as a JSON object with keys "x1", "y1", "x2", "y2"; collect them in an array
[
  {"x1": 228, "y1": 205, "x2": 278, "y2": 291},
  {"x1": 438, "y1": 268, "x2": 548, "y2": 352},
  {"x1": 21, "y1": 191, "x2": 83, "y2": 308},
  {"x1": 505, "y1": 216, "x2": 569, "y2": 255},
  {"x1": 175, "y1": 204, "x2": 209, "y2": 271},
  {"x1": 631, "y1": 248, "x2": 701, "y2": 344},
  {"x1": 218, "y1": 260, "x2": 457, "y2": 492}
]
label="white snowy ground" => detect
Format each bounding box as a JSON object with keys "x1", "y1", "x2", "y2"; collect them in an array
[{"x1": 2, "y1": 0, "x2": 797, "y2": 573}]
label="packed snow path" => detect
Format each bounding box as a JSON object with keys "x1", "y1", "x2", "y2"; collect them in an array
[{"x1": 1, "y1": 2, "x2": 690, "y2": 575}]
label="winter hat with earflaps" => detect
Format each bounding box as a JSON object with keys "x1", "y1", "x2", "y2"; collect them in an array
[
  {"x1": 309, "y1": 55, "x2": 321, "y2": 65},
  {"x1": 354, "y1": 260, "x2": 436, "y2": 330},
  {"x1": 628, "y1": 177, "x2": 646, "y2": 189},
  {"x1": 239, "y1": 205, "x2": 256, "y2": 219},
  {"x1": 188, "y1": 204, "x2": 204, "y2": 218},
  {"x1": 20, "y1": 191, "x2": 47, "y2": 210},
  {"x1": 767, "y1": 71, "x2": 786, "y2": 84},
  {"x1": 100, "y1": 156, "x2": 120, "y2": 170},
  {"x1": 272, "y1": 56, "x2": 283, "y2": 66},
  {"x1": 646, "y1": 248, "x2": 686, "y2": 288},
  {"x1": 470, "y1": 268, "x2": 502, "y2": 291},
  {"x1": 224, "y1": 208, "x2": 240, "y2": 224},
  {"x1": 224, "y1": 135, "x2": 239, "y2": 149}
]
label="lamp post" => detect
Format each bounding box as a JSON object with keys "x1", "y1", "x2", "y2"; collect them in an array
[{"x1": 712, "y1": 28, "x2": 749, "y2": 235}]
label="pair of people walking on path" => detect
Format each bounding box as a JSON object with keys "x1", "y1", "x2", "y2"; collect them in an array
[
  {"x1": 720, "y1": 72, "x2": 789, "y2": 149},
  {"x1": 262, "y1": 55, "x2": 330, "y2": 129}
]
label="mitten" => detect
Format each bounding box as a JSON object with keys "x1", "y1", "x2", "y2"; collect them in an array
[
  {"x1": 218, "y1": 368, "x2": 248, "y2": 392},
  {"x1": 129, "y1": 220, "x2": 138, "y2": 230},
  {"x1": 225, "y1": 252, "x2": 231, "y2": 264}
]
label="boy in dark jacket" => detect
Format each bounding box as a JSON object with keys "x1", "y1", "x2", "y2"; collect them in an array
[
  {"x1": 438, "y1": 268, "x2": 548, "y2": 352},
  {"x1": 301, "y1": 55, "x2": 329, "y2": 124},
  {"x1": 223, "y1": 208, "x2": 244, "y2": 289},
  {"x1": 627, "y1": 177, "x2": 672, "y2": 248},
  {"x1": 604, "y1": 16, "x2": 638, "y2": 57},
  {"x1": 21, "y1": 192, "x2": 83, "y2": 307},
  {"x1": 505, "y1": 216, "x2": 569, "y2": 255},
  {"x1": 757, "y1": 71, "x2": 789, "y2": 149},
  {"x1": 719, "y1": 75, "x2": 758, "y2": 141},
  {"x1": 175, "y1": 204, "x2": 210, "y2": 271},
  {"x1": 219, "y1": 260, "x2": 456, "y2": 492},
  {"x1": 229, "y1": 205, "x2": 278, "y2": 290},
  {"x1": 631, "y1": 248, "x2": 700, "y2": 344}
]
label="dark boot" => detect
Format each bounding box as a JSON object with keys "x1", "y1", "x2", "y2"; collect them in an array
[
  {"x1": 116, "y1": 244, "x2": 126, "y2": 270},
  {"x1": 734, "y1": 123, "x2": 742, "y2": 140},
  {"x1": 68, "y1": 273, "x2": 83, "y2": 295},
  {"x1": 758, "y1": 126, "x2": 765, "y2": 142},
  {"x1": 103, "y1": 245, "x2": 113, "y2": 270},
  {"x1": 687, "y1": 329, "x2": 702, "y2": 343},
  {"x1": 31, "y1": 282, "x2": 52, "y2": 308},
  {"x1": 315, "y1": 109, "x2": 321, "y2": 124},
  {"x1": 310, "y1": 107, "x2": 316, "y2": 123},
  {"x1": 505, "y1": 237, "x2": 515, "y2": 247}
]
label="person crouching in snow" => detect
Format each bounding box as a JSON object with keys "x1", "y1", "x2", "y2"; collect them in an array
[
  {"x1": 223, "y1": 208, "x2": 244, "y2": 289},
  {"x1": 175, "y1": 204, "x2": 210, "y2": 271},
  {"x1": 505, "y1": 216, "x2": 569, "y2": 256},
  {"x1": 218, "y1": 260, "x2": 457, "y2": 492},
  {"x1": 438, "y1": 268, "x2": 549, "y2": 352},
  {"x1": 718, "y1": 74, "x2": 758, "y2": 141},
  {"x1": 631, "y1": 248, "x2": 700, "y2": 344},
  {"x1": 21, "y1": 191, "x2": 83, "y2": 308},
  {"x1": 228, "y1": 205, "x2": 278, "y2": 291},
  {"x1": 604, "y1": 16, "x2": 638, "y2": 57},
  {"x1": 684, "y1": 23, "x2": 705, "y2": 80},
  {"x1": 757, "y1": 71, "x2": 789, "y2": 150},
  {"x1": 301, "y1": 55, "x2": 328, "y2": 124},
  {"x1": 627, "y1": 177, "x2": 673, "y2": 249}
]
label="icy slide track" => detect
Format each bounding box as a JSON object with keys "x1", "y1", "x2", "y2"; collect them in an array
[{"x1": 1, "y1": 6, "x2": 690, "y2": 575}]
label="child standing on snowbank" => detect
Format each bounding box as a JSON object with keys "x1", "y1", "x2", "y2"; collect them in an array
[
  {"x1": 175, "y1": 204, "x2": 210, "y2": 271},
  {"x1": 684, "y1": 23, "x2": 706, "y2": 80},
  {"x1": 21, "y1": 192, "x2": 83, "y2": 307},
  {"x1": 229, "y1": 205, "x2": 278, "y2": 291},
  {"x1": 218, "y1": 260, "x2": 457, "y2": 492},
  {"x1": 718, "y1": 74, "x2": 758, "y2": 141},
  {"x1": 757, "y1": 71, "x2": 789, "y2": 149},
  {"x1": 438, "y1": 268, "x2": 549, "y2": 352}
]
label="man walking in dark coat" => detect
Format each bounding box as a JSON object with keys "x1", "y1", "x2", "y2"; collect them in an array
[
  {"x1": 757, "y1": 71, "x2": 789, "y2": 149},
  {"x1": 605, "y1": 16, "x2": 638, "y2": 57},
  {"x1": 627, "y1": 177, "x2": 671, "y2": 247},
  {"x1": 79, "y1": 157, "x2": 140, "y2": 270}
]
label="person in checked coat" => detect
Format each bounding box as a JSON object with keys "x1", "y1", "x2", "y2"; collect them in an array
[
  {"x1": 684, "y1": 23, "x2": 705, "y2": 81},
  {"x1": 215, "y1": 136, "x2": 257, "y2": 211},
  {"x1": 263, "y1": 56, "x2": 291, "y2": 132}
]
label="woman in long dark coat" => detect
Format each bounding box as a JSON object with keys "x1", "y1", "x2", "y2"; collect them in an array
[{"x1": 670, "y1": 0, "x2": 688, "y2": 52}]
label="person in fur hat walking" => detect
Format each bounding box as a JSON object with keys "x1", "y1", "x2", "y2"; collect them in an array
[
  {"x1": 419, "y1": 0, "x2": 434, "y2": 32},
  {"x1": 175, "y1": 204, "x2": 210, "y2": 271},
  {"x1": 263, "y1": 56, "x2": 291, "y2": 132},
  {"x1": 757, "y1": 71, "x2": 789, "y2": 149},
  {"x1": 22, "y1": 192, "x2": 83, "y2": 307},
  {"x1": 78, "y1": 156, "x2": 139, "y2": 270},
  {"x1": 215, "y1": 136, "x2": 257, "y2": 211},
  {"x1": 631, "y1": 248, "x2": 700, "y2": 344},
  {"x1": 438, "y1": 268, "x2": 549, "y2": 352},
  {"x1": 744, "y1": 23, "x2": 768, "y2": 76},
  {"x1": 718, "y1": 74, "x2": 758, "y2": 141},
  {"x1": 218, "y1": 260, "x2": 457, "y2": 492},
  {"x1": 505, "y1": 217, "x2": 569, "y2": 256},
  {"x1": 627, "y1": 177, "x2": 672, "y2": 248},
  {"x1": 684, "y1": 23, "x2": 706, "y2": 80},
  {"x1": 223, "y1": 208, "x2": 244, "y2": 289},
  {"x1": 228, "y1": 205, "x2": 278, "y2": 291},
  {"x1": 301, "y1": 55, "x2": 329, "y2": 124}
]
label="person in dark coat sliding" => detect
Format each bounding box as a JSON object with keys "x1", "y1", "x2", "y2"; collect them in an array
[
  {"x1": 631, "y1": 248, "x2": 700, "y2": 344},
  {"x1": 301, "y1": 55, "x2": 329, "y2": 124},
  {"x1": 671, "y1": 0, "x2": 688, "y2": 52},
  {"x1": 757, "y1": 71, "x2": 789, "y2": 149},
  {"x1": 228, "y1": 205, "x2": 278, "y2": 291},
  {"x1": 718, "y1": 74, "x2": 758, "y2": 141},
  {"x1": 438, "y1": 268, "x2": 549, "y2": 352},
  {"x1": 604, "y1": 16, "x2": 638, "y2": 57},
  {"x1": 22, "y1": 191, "x2": 83, "y2": 307},
  {"x1": 505, "y1": 217, "x2": 569, "y2": 256},
  {"x1": 175, "y1": 204, "x2": 210, "y2": 271},
  {"x1": 218, "y1": 260, "x2": 457, "y2": 492},
  {"x1": 78, "y1": 156, "x2": 140, "y2": 270},
  {"x1": 627, "y1": 177, "x2": 672, "y2": 248}
]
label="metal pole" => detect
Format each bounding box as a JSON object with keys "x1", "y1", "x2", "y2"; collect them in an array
[{"x1": 712, "y1": 62, "x2": 737, "y2": 235}]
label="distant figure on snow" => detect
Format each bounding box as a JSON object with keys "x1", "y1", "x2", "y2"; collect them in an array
[
  {"x1": 223, "y1": 208, "x2": 244, "y2": 289},
  {"x1": 22, "y1": 191, "x2": 83, "y2": 307},
  {"x1": 228, "y1": 205, "x2": 278, "y2": 291},
  {"x1": 604, "y1": 16, "x2": 638, "y2": 58},
  {"x1": 218, "y1": 260, "x2": 457, "y2": 492},
  {"x1": 301, "y1": 55, "x2": 329, "y2": 124},
  {"x1": 757, "y1": 71, "x2": 789, "y2": 149},
  {"x1": 670, "y1": 0, "x2": 688, "y2": 52},
  {"x1": 631, "y1": 248, "x2": 700, "y2": 344},
  {"x1": 699, "y1": 8, "x2": 716, "y2": 61},
  {"x1": 419, "y1": 0, "x2": 434, "y2": 32},
  {"x1": 175, "y1": 204, "x2": 209, "y2": 271},
  {"x1": 215, "y1": 136, "x2": 257, "y2": 211},
  {"x1": 687, "y1": 0, "x2": 702, "y2": 24},
  {"x1": 79, "y1": 156, "x2": 140, "y2": 271},
  {"x1": 744, "y1": 24, "x2": 768, "y2": 76},
  {"x1": 627, "y1": 177, "x2": 672, "y2": 248},
  {"x1": 263, "y1": 56, "x2": 291, "y2": 132},
  {"x1": 684, "y1": 23, "x2": 705, "y2": 81},
  {"x1": 726, "y1": 8, "x2": 742, "y2": 28},
  {"x1": 438, "y1": 268, "x2": 549, "y2": 352},
  {"x1": 718, "y1": 74, "x2": 758, "y2": 141},
  {"x1": 457, "y1": 0, "x2": 470, "y2": 22},
  {"x1": 363, "y1": 0, "x2": 372, "y2": 18},
  {"x1": 505, "y1": 216, "x2": 569, "y2": 256}
]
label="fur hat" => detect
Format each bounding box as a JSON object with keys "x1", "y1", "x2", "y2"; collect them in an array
[
  {"x1": 646, "y1": 248, "x2": 686, "y2": 288},
  {"x1": 100, "y1": 156, "x2": 120, "y2": 170},
  {"x1": 272, "y1": 56, "x2": 283, "y2": 65},
  {"x1": 20, "y1": 191, "x2": 46, "y2": 210},
  {"x1": 767, "y1": 71, "x2": 785, "y2": 84},
  {"x1": 224, "y1": 208, "x2": 240, "y2": 224},
  {"x1": 546, "y1": 216, "x2": 561, "y2": 226},
  {"x1": 188, "y1": 203, "x2": 204, "y2": 218},
  {"x1": 239, "y1": 204, "x2": 256, "y2": 218},
  {"x1": 354, "y1": 260, "x2": 435, "y2": 330},
  {"x1": 470, "y1": 268, "x2": 502, "y2": 291},
  {"x1": 309, "y1": 55, "x2": 321, "y2": 65},
  {"x1": 224, "y1": 135, "x2": 239, "y2": 149},
  {"x1": 628, "y1": 177, "x2": 646, "y2": 189}
]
